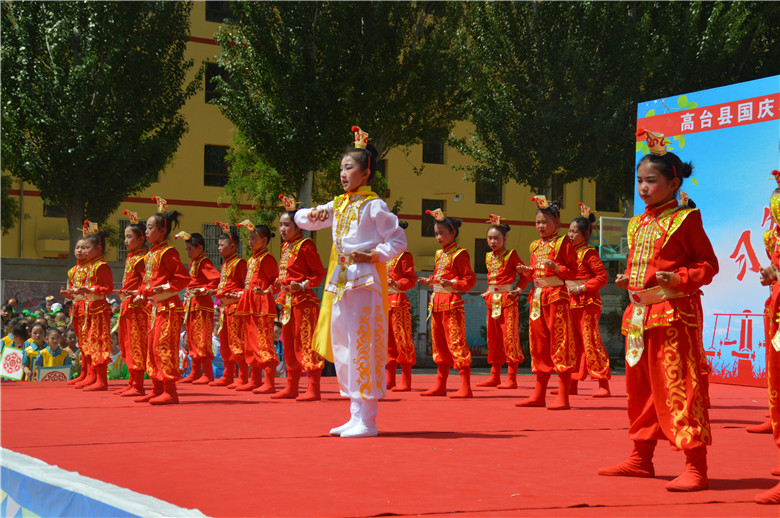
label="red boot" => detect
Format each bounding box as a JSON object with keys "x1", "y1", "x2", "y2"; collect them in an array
[
  {"x1": 179, "y1": 358, "x2": 201, "y2": 383},
  {"x1": 121, "y1": 370, "x2": 146, "y2": 397},
  {"x1": 237, "y1": 364, "x2": 262, "y2": 391},
  {"x1": 568, "y1": 378, "x2": 579, "y2": 396},
  {"x1": 665, "y1": 446, "x2": 708, "y2": 492},
  {"x1": 113, "y1": 371, "x2": 133, "y2": 394},
  {"x1": 450, "y1": 367, "x2": 473, "y2": 398},
  {"x1": 83, "y1": 363, "x2": 108, "y2": 391},
  {"x1": 515, "y1": 372, "x2": 551, "y2": 407},
  {"x1": 297, "y1": 369, "x2": 322, "y2": 401},
  {"x1": 193, "y1": 358, "x2": 214, "y2": 385},
  {"x1": 598, "y1": 440, "x2": 656, "y2": 478},
  {"x1": 135, "y1": 379, "x2": 163, "y2": 403},
  {"x1": 386, "y1": 360, "x2": 397, "y2": 390},
  {"x1": 68, "y1": 355, "x2": 89, "y2": 385},
  {"x1": 271, "y1": 368, "x2": 301, "y2": 399},
  {"x1": 548, "y1": 372, "x2": 571, "y2": 410},
  {"x1": 497, "y1": 362, "x2": 518, "y2": 389},
  {"x1": 228, "y1": 359, "x2": 248, "y2": 389},
  {"x1": 476, "y1": 364, "x2": 501, "y2": 387},
  {"x1": 391, "y1": 363, "x2": 412, "y2": 392},
  {"x1": 746, "y1": 420, "x2": 773, "y2": 434},
  {"x1": 593, "y1": 378, "x2": 611, "y2": 398},
  {"x1": 149, "y1": 380, "x2": 179, "y2": 405},
  {"x1": 254, "y1": 365, "x2": 276, "y2": 394},
  {"x1": 75, "y1": 358, "x2": 97, "y2": 389},
  {"x1": 420, "y1": 364, "x2": 449, "y2": 396},
  {"x1": 757, "y1": 481, "x2": 780, "y2": 504},
  {"x1": 209, "y1": 361, "x2": 235, "y2": 387}
]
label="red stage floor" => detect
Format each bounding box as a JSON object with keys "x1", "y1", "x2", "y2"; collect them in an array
[{"x1": 2, "y1": 374, "x2": 779, "y2": 517}]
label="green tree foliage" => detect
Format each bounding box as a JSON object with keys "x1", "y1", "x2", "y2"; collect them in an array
[
  {"x1": 213, "y1": 1, "x2": 464, "y2": 221},
  {"x1": 1, "y1": 1, "x2": 201, "y2": 256},
  {"x1": 1, "y1": 174, "x2": 20, "y2": 235},
  {"x1": 454, "y1": 1, "x2": 780, "y2": 203}
]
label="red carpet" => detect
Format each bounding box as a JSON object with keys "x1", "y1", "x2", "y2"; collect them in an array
[{"x1": 2, "y1": 374, "x2": 779, "y2": 517}]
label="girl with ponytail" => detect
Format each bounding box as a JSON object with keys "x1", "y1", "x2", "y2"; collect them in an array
[{"x1": 565, "y1": 204, "x2": 611, "y2": 398}]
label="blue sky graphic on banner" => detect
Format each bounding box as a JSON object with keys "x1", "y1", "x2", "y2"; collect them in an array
[{"x1": 635, "y1": 75, "x2": 780, "y2": 386}]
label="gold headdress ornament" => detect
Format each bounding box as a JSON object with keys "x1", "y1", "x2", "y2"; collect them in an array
[
  {"x1": 530, "y1": 195, "x2": 549, "y2": 209},
  {"x1": 174, "y1": 231, "x2": 191, "y2": 240},
  {"x1": 635, "y1": 128, "x2": 667, "y2": 156},
  {"x1": 215, "y1": 221, "x2": 232, "y2": 233},
  {"x1": 352, "y1": 125, "x2": 370, "y2": 149},
  {"x1": 237, "y1": 219, "x2": 255, "y2": 232},
  {"x1": 278, "y1": 194, "x2": 298, "y2": 212},
  {"x1": 151, "y1": 196, "x2": 168, "y2": 213},
  {"x1": 678, "y1": 191, "x2": 690, "y2": 207},
  {"x1": 578, "y1": 202, "x2": 591, "y2": 217},
  {"x1": 486, "y1": 214, "x2": 502, "y2": 226},
  {"x1": 425, "y1": 208, "x2": 446, "y2": 222},
  {"x1": 122, "y1": 210, "x2": 139, "y2": 225},
  {"x1": 81, "y1": 220, "x2": 99, "y2": 237},
  {"x1": 770, "y1": 170, "x2": 780, "y2": 188}
]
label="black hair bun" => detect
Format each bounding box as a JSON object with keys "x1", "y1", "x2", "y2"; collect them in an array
[
  {"x1": 498, "y1": 223, "x2": 511, "y2": 233},
  {"x1": 399, "y1": 221, "x2": 409, "y2": 229},
  {"x1": 588, "y1": 213, "x2": 596, "y2": 223},
  {"x1": 449, "y1": 217, "x2": 463, "y2": 230}
]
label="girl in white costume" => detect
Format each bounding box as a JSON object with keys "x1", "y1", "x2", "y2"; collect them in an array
[{"x1": 296, "y1": 126, "x2": 407, "y2": 438}]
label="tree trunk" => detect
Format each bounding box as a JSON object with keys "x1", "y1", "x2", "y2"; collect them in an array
[
  {"x1": 298, "y1": 170, "x2": 315, "y2": 237},
  {"x1": 65, "y1": 196, "x2": 86, "y2": 264}
]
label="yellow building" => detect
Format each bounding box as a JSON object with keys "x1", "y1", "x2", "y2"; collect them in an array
[{"x1": 2, "y1": 2, "x2": 625, "y2": 273}]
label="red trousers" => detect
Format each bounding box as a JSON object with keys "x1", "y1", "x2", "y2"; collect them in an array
[
  {"x1": 486, "y1": 305, "x2": 524, "y2": 365},
  {"x1": 626, "y1": 322, "x2": 711, "y2": 450},
  {"x1": 430, "y1": 307, "x2": 471, "y2": 369},
  {"x1": 218, "y1": 305, "x2": 244, "y2": 363},
  {"x1": 571, "y1": 305, "x2": 610, "y2": 380},
  {"x1": 281, "y1": 301, "x2": 324, "y2": 372},
  {"x1": 528, "y1": 299, "x2": 575, "y2": 374},
  {"x1": 146, "y1": 306, "x2": 183, "y2": 382},
  {"x1": 118, "y1": 301, "x2": 148, "y2": 371},
  {"x1": 765, "y1": 295, "x2": 780, "y2": 448},
  {"x1": 244, "y1": 313, "x2": 278, "y2": 367},
  {"x1": 388, "y1": 306, "x2": 416, "y2": 365},
  {"x1": 186, "y1": 309, "x2": 214, "y2": 359},
  {"x1": 84, "y1": 308, "x2": 111, "y2": 366}
]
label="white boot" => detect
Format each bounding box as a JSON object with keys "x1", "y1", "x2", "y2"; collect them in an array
[
  {"x1": 341, "y1": 399, "x2": 378, "y2": 438},
  {"x1": 329, "y1": 399, "x2": 361, "y2": 436}
]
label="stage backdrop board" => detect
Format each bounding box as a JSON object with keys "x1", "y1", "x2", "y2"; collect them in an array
[{"x1": 635, "y1": 75, "x2": 780, "y2": 386}]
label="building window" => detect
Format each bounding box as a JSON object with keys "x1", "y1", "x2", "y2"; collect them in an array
[
  {"x1": 117, "y1": 219, "x2": 131, "y2": 262},
  {"x1": 421, "y1": 199, "x2": 444, "y2": 237},
  {"x1": 474, "y1": 238, "x2": 491, "y2": 274},
  {"x1": 205, "y1": 62, "x2": 230, "y2": 103},
  {"x1": 547, "y1": 173, "x2": 564, "y2": 208},
  {"x1": 475, "y1": 174, "x2": 503, "y2": 205},
  {"x1": 596, "y1": 182, "x2": 621, "y2": 213},
  {"x1": 422, "y1": 140, "x2": 444, "y2": 164},
  {"x1": 204, "y1": 145, "x2": 230, "y2": 187},
  {"x1": 42, "y1": 203, "x2": 65, "y2": 218},
  {"x1": 205, "y1": 1, "x2": 235, "y2": 23}
]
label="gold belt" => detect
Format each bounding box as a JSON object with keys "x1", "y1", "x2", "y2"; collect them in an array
[
  {"x1": 337, "y1": 254, "x2": 355, "y2": 266},
  {"x1": 626, "y1": 286, "x2": 688, "y2": 367},
  {"x1": 86, "y1": 294, "x2": 106, "y2": 302},
  {"x1": 534, "y1": 276, "x2": 564, "y2": 288},
  {"x1": 433, "y1": 284, "x2": 457, "y2": 293},
  {"x1": 150, "y1": 291, "x2": 178, "y2": 303},
  {"x1": 388, "y1": 286, "x2": 402, "y2": 294},
  {"x1": 628, "y1": 285, "x2": 685, "y2": 306},
  {"x1": 487, "y1": 283, "x2": 512, "y2": 293}
]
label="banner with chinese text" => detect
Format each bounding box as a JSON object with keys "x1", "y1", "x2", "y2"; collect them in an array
[{"x1": 636, "y1": 75, "x2": 780, "y2": 387}]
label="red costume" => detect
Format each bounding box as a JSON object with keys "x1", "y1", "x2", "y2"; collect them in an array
[
  {"x1": 65, "y1": 260, "x2": 88, "y2": 386},
  {"x1": 115, "y1": 248, "x2": 149, "y2": 396},
  {"x1": 516, "y1": 232, "x2": 578, "y2": 409},
  {"x1": 756, "y1": 189, "x2": 780, "y2": 504},
  {"x1": 421, "y1": 241, "x2": 477, "y2": 398},
  {"x1": 135, "y1": 241, "x2": 190, "y2": 405},
  {"x1": 236, "y1": 248, "x2": 279, "y2": 393},
  {"x1": 480, "y1": 248, "x2": 528, "y2": 389},
  {"x1": 210, "y1": 253, "x2": 248, "y2": 389},
  {"x1": 273, "y1": 234, "x2": 326, "y2": 400},
  {"x1": 181, "y1": 253, "x2": 220, "y2": 384},
  {"x1": 75, "y1": 256, "x2": 114, "y2": 391},
  {"x1": 569, "y1": 241, "x2": 611, "y2": 395},
  {"x1": 600, "y1": 198, "x2": 717, "y2": 491},
  {"x1": 387, "y1": 251, "x2": 417, "y2": 391}
]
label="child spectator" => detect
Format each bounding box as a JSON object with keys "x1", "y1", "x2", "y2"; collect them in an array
[
  {"x1": 35, "y1": 328, "x2": 72, "y2": 375},
  {"x1": 23, "y1": 323, "x2": 46, "y2": 380}
]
